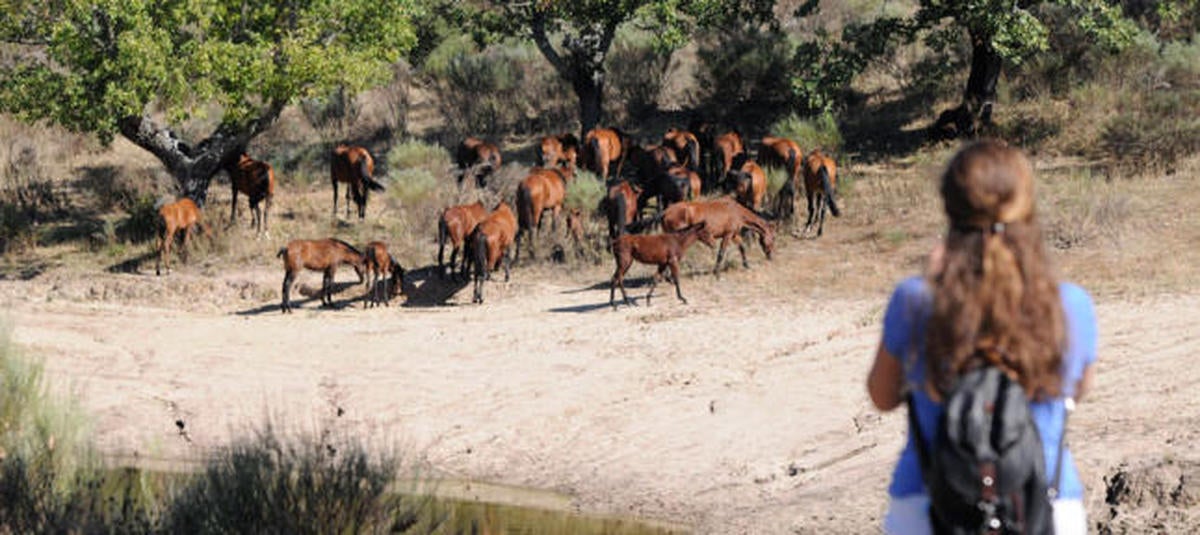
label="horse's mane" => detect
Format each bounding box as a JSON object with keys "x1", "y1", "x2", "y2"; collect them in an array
[{"x1": 329, "y1": 238, "x2": 362, "y2": 255}]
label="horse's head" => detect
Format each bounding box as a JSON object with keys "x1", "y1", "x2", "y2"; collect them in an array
[
  {"x1": 390, "y1": 260, "x2": 406, "y2": 297},
  {"x1": 759, "y1": 224, "x2": 776, "y2": 260}
]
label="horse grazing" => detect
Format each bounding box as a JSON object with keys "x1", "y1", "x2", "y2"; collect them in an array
[
  {"x1": 712, "y1": 129, "x2": 746, "y2": 192},
  {"x1": 331, "y1": 144, "x2": 385, "y2": 220},
  {"x1": 277, "y1": 238, "x2": 366, "y2": 313},
  {"x1": 437, "y1": 201, "x2": 489, "y2": 279},
  {"x1": 155, "y1": 197, "x2": 210, "y2": 276},
  {"x1": 802, "y1": 149, "x2": 842, "y2": 237},
  {"x1": 660, "y1": 197, "x2": 775, "y2": 277},
  {"x1": 727, "y1": 153, "x2": 767, "y2": 212},
  {"x1": 582, "y1": 127, "x2": 630, "y2": 181},
  {"x1": 467, "y1": 201, "x2": 518, "y2": 304},
  {"x1": 662, "y1": 128, "x2": 701, "y2": 172},
  {"x1": 757, "y1": 136, "x2": 803, "y2": 222},
  {"x1": 456, "y1": 137, "x2": 502, "y2": 188},
  {"x1": 601, "y1": 179, "x2": 641, "y2": 239},
  {"x1": 362, "y1": 241, "x2": 405, "y2": 308},
  {"x1": 514, "y1": 163, "x2": 574, "y2": 262},
  {"x1": 537, "y1": 133, "x2": 579, "y2": 168},
  {"x1": 610, "y1": 222, "x2": 714, "y2": 309},
  {"x1": 223, "y1": 153, "x2": 275, "y2": 234}
]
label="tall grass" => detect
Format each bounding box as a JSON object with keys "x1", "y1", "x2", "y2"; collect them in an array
[{"x1": 769, "y1": 112, "x2": 844, "y2": 153}]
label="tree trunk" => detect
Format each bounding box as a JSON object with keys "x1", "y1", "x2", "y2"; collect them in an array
[
  {"x1": 961, "y1": 30, "x2": 1002, "y2": 131},
  {"x1": 118, "y1": 104, "x2": 282, "y2": 206},
  {"x1": 575, "y1": 77, "x2": 603, "y2": 141}
]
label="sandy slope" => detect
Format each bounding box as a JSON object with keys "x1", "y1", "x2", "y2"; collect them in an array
[{"x1": 4, "y1": 263, "x2": 1198, "y2": 533}]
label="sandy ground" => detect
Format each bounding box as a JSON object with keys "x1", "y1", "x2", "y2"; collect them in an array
[{"x1": 3, "y1": 246, "x2": 1198, "y2": 533}]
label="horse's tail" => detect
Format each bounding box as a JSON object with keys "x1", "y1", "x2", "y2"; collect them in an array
[
  {"x1": 364, "y1": 244, "x2": 378, "y2": 272},
  {"x1": 611, "y1": 191, "x2": 628, "y2": 237},
  {"x1": 471, "y1": 229, "x2": 488, "y2": 283},
  {"x1": 536, "y1": 144, "x2": 546, "y2": 167},
  {"x1": 819, "y1": 165, "x2": 841, "y2": 217},
  {"x1": 516, "y1": 183, "x2": 535, "y2": 233},
  {"x1": 786, "y1": 148, "x2": 797, "y2": 180},
  {"x1": 276, "y1": 247, "x2": 287, "y2": 259},
  {"x1": 359, "y1": 158, "x2": 385, "y2": 192},
  {"x1": 437, "y1": 216, "x2": 449, "y2": 259}
]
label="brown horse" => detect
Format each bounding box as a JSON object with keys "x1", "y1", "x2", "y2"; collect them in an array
[
  {"x1": 601, "y1": 179, "x2": 641, "y2": 239},
  {"x1": 223, "y1": 153, "x2": 275, "y2": 234},
  {"x1": 628, "y1": 143, "x2": 677, "y2": 188},
  {"x1": 362, "y1": 241, "x2": 405, "y2": 308},
  {"x1": 537, "y1": 133, "x2": 580, "y2": 168},
  {"x1": 514, "y1": 163, "x2": 574, "y2": 262},
  {"x1": 660, "y1": 197, "x2": 775, "y2": 277},
  {"x1": 467, "y1": 201, "x2": 518, "y2": 304},
  {"x1": 331, "y1": 144, "x2": 385, "y2": 220},
  {"x1": 802, "y1": 149, "x2": 842, "y2": 237},
  {"x1": 757, "y1": 136, "x2": 802, "y2": 219},
  {"x1": 712, "y1": 129, "x2": 745, "y2": 191},
  {"x1": 155, "y1": 197, "x2": 210, "y2": 276},
  {"x1": 277, "y1": 238, "x2": 366, "y2": 313},
  {"x1": 582, "y1": 127, "x2": 630, "y2": 181},
  {"x1": 609, "y1": 222, "x2": 714, "y2": 309},
  {"x1": 456, "y1": 137, "x2": 503, "y2": 188},
  {"x1": 437, "y1": 201, "x2": 489, "y2": 279},
  {"x1": 728, "y1": 153, "x2": 767, "y2": 212},
  {"x1": 662, "y1": 128, "x2": 701, "y2": 172}
]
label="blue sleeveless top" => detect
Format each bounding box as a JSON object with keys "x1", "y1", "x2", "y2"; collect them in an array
[{"x1": 881, "y1": 277, "x2": 1098, "y2": 499}]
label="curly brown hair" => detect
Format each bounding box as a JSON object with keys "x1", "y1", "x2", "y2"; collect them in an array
[{"x1": 925, "y1": 141, "x2": 1066, "y2": 400}]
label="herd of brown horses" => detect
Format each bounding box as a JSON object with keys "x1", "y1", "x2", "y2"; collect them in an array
[{"x1": 151, "y1": 124, "x2": 842, "y2": 311}]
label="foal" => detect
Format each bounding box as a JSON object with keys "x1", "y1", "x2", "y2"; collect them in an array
[
  {"x1": 155, "y1": 197, "x2": 210, "y2": 276},
  {"x1": 610, "y1": 223, "x2": 714, "y2": 309},
  {"x1": 224, "y1": 153, "x2": 276, "y2": 234},
  {"x1": 437, "y1": 201, "x2": 488, "y2": 279},
  {"x1": 277, "y1": 238, "x2": 366, "y2": 313},
  {"x1": 363, "y1": 241, "x2": 405, "y2": 308}
]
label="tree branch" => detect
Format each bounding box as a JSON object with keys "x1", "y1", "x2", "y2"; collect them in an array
[{"x1": 530, "y1": 8, "x2": 569, "y2": 76}]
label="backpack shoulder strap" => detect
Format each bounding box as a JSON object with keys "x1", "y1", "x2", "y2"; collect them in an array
[
  {"x1": 906, "y1": 391, "x2": 931, "y2": 471},
  {"x1": 1049, "y1": 398, "x2": 1072, "y2": 499}
]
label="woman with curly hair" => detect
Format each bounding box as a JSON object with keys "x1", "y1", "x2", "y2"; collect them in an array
[{"x1": 867, "y1": 141, "x2": 1097, "y2": 534}]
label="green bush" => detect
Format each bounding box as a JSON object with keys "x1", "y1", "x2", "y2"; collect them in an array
[
  {"x1": 696, "y1": 27, "x2": 795, "y2": 119},
  {"x1": 1101, "y1": 89, "x2": 1200, "y2": 169},
  {"x1": 387, "y1": 139, "x2": 452, "y2": 176},
  {"x1": 164, "y1": 424, "x2": 428, "y2": 534},
  {"x1": 565, "y1": 171, "x2": 605, "y2": 212},
  {"x1": 769, "y1": 112, "x2": 844, "y2": 153},
  {"x1": 116, "y1": 195, "x2": 162, "y2": 244},
  {"x1": 605, "y1": 33, "x2": 671, "y2": 123}
]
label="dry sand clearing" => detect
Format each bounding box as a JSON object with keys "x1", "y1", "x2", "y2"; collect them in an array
[{"x1": 3, "y1": 253, "x2": 1198, "y2": 534}]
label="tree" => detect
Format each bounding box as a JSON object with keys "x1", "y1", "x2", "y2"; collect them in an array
[
  {"x1": 440, "y1": 0, "x2": 775, "y2": 138},
  {"x1": 0, "y1": 0, "x2": 419, "y2": 203},
  {"x1": 793, "y1": 0, "x2": 1135, "y2": 137}
]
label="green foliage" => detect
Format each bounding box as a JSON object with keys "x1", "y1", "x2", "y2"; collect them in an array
[
  {"x1": 116, "y1": 195, "x2": 162, "y2": 244},
  {"x1": 769, "y1": 112, "x2": 844, "y2": 153},
  {"x1": 565, "y1": 171, "x2": 605, "y2": 211},
  {"x1": 1102, "y1": 89, "x2": 1200, "y2": 169},
  {"x1": 0, "y1": 0, "x2": 420, "y2": 143},
  {"x1": 605, "y1": 32, "x2": 673, "y2": 121},
  {"x1": 697, "y1": 26, "x2": 795, "y2": 113},
  {"x1": 164, "y1": 423, "x2": 425, "y2": 534}
]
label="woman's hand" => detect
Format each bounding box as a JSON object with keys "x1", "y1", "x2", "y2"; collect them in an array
[{"x1": 868, "y1": 344, "x2": 904, "y2": 411}]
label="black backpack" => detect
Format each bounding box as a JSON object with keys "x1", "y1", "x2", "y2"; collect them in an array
[{"x1": 907, "y1": 365, "x2": 1066, "y2": 534}]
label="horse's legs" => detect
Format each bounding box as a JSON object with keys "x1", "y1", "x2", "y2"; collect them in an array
[
  {"x1": 156, "y1": 228, "x2": 168, "y2": 276},
  {"x1": 281, "y1": 270, "x2": 295, "y2": 313},
  {"x1": 359, "y1": 189, "x2": 368, "y2": 220},
  {"x1": 670, "y1": 259, "x2": 687, "y2": 305},
  {"x1": 513, "y1": 228, "x2": 524, "y2": 264},
  {"x1": 647, "y1": 265, "x2": 667, "y2": 306},
  {"x1": 713, "y1": 235, "x2": 731, "y2": 277},
  {"x1": 735, "y1": 231, "x2": 749, "y2": 268},
  {"x1": 502, "y1": 246, "x2": 512, "y2": 283},
  {"x1": 817, "y1": 195, "x2": 827, "y2": 237},
  {"x1": 803, "y1": 190, "x2": 816, "y2": 236},
  {"x1": 551, "y1": 206, "x2": 560, "y2": 235},
  {"x1": 263, "y1": 195, "x2": 271, "y2": 234},
  {"x1": 332, "y1": 179, "x2": 339, "y2": 220},
  {"x1": 322, "y1": 270, "x2": 333, "y2": 307},
  {"x1": 180, "y1": 225, "x2": 192, "y2": 264},
  {"x1": 345, "y1": 185, "x2": 352, "y2": 219}
]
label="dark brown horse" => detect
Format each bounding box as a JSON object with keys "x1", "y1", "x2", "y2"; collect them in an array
[
  {"x1": 514, "y1": 163, "x2": 574, "y2": 262},
  {"x1": 758, "y1": 136, "x2": 804, "y2": 223},
  {"x1": 537, "y1": 133, "x2": 579, "y2": 168},
  {"x1": 155, "y1": 197, "x2": 210, "y2": 276},
  {"x1": 728, "y1": 153, "x2": 767, "y2": 212},
  {"x1": 331, "y1": 144, "x2": 385, "y2": 220},
  {"x1": 662, "y1": 128, "x2": 701, "y2": 172},
  {"x1": 609, "y1": 222, "x2": 714, "y2": 309},
  {"x1": 628, "y1": 143, "x2": 677, "y2": 188},
  {"x1": 802, "y1": 149, "x2": 842, "y2": 237},
  {"x1": 223, "y1": 153, "x2": 275, "y2": 234},
  {"x1": 456, "y1": 137, "x2": 502, "y2": 188},
  {"x1": 277, "y1": 238, "x2": 366, "y2": 313},
  {"x1": 601, "y1": 179, "x2": 641, "y2": 239},
  {"x1": 582, "y1": 127, "x2": 630, "y2": 181},
  {"x1": 467, "y1": 201, "x2": 518, "y2": 304},
  {"x1": 363, "y1": 241, "x2": 405, "y2": 307},
  {"x1": 437, "y1": 201, "x2": 489, "y2": 279},
  {"x1": 660, "y1": 197, "x2": 775, "y2": 277}
]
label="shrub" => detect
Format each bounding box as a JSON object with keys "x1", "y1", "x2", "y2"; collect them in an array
[
  {"x1": 164, "y1": 423, "x2": 428, "y2": 534},
  {"x1": 1101, "y1": 89, "x2": 1200, "y2": 169},
  {"x1": 115, "y1": 195, "x2": 162, "y2": 244},
  {"x1": 565, "y1": 171, "x2": 605, "y2": 212},
  {"x1": 605, "y1": 34, "x2": 672, "y2": 123},
  {"x1": 696, "y1": 27, "x2": 795, "y2": 120},
  {"x1": 769, "y1": 112, "x2": 844, "y2": 153}
]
